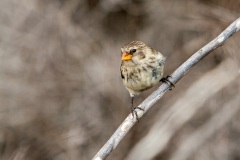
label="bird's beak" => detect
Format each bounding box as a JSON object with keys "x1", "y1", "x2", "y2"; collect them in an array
[{"x1": 121, "y1": 52, "x2": 132, "y2": 61}]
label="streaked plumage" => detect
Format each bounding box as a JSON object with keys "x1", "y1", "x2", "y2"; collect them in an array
[{"x1": 120, "y1": 41, "x2": 166, "y2": 120}]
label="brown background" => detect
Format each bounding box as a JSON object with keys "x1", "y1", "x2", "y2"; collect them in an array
[{"x1": 0, "y1": 0, "x2": 240, "y2": 160}]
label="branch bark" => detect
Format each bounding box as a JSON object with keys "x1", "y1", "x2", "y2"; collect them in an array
[{"x1": 92, "y1": 17, "x2": 240, "y2": 160}]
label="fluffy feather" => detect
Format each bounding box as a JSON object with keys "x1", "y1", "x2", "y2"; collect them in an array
[{"x1": 120, "y1": 41, "x2": 166, "y2": 97}]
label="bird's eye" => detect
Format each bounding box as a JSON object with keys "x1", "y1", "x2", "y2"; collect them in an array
[{"x1": 130, "y1": 49, "x2": 137, "y2": 54}]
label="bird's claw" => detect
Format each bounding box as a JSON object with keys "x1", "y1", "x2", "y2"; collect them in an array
[
  {"x1": 160, "y1": 75, "x2": 175, "y2": 90},
  {"x1": 131, "y1": 107, "x2": 144, "y2": 122}
]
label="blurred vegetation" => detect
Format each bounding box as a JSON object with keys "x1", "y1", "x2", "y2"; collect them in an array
[{"x1": 0, "y1": 0, "x2": 239, "y2": 160}]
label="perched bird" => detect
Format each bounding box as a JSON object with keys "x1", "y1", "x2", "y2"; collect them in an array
[{"x1": 120, "y1": 41, "x2": 169, "y2": 121}]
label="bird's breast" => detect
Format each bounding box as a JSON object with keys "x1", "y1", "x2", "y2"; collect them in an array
[{"x1": 121, "y1": 63, "x2": 164, "y2": 93}]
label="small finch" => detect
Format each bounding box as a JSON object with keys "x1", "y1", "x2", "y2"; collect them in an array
[{"x1": 120, "y1": 41, "x2": 168, "y2": 121}]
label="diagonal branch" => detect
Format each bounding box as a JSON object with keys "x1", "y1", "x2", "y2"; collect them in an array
[
  {"x1": 125, "y1": 59, "x2": 239, "y2": 160},
  {"x1": 92, "y1": 17, "x2": 240, "y2": 160}
]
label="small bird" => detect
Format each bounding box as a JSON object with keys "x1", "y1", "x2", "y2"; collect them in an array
[{"x1": 120, "y1": 41, "x2": 169, "y2": 121}]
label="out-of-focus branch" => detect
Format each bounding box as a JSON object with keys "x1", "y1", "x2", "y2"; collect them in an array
[
  {"x1": 92, "y1": 17, "x2": 240, "y2": 160},
  {"x1": 169, "y1": 95, "x2": 240, "y2": 160}
]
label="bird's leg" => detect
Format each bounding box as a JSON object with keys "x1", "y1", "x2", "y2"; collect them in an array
[
  {"x1": 131, "y1": 96, "x2": 144, "y2": 122},
  {"x1": 160, "y1": 75, "x2": 175, "y2": 90},
  {"x1": 131, "y1": 97, "x2": 134, "y2": 117}
]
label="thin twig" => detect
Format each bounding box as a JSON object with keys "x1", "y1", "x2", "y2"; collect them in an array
[{"x1": 92, "y1": 17, "x2": 240, "y2": 160}]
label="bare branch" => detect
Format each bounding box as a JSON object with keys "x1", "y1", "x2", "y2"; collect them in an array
[
  {"x1": 125, "y1": 59, "x2": 239, "y2": 160},
  {"x1": 92, "y1": 17, "x2": 240, "y2": 160}
]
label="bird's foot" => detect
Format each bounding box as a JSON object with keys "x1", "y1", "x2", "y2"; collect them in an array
[
  {"x1": 160, "y1": 75, "x2": 175, "y2": 90},
  {"x1": 131, "y1": 107, "x2": 144, "y2": 122}
]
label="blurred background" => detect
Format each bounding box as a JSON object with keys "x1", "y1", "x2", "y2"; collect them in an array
[{"x1": 0, "y1": 0, "x2": 240, "y2": 160}]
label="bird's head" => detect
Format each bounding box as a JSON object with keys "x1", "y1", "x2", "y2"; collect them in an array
[{"x1": 121, "y1": 41, "x2": 153, "y2": 65}]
